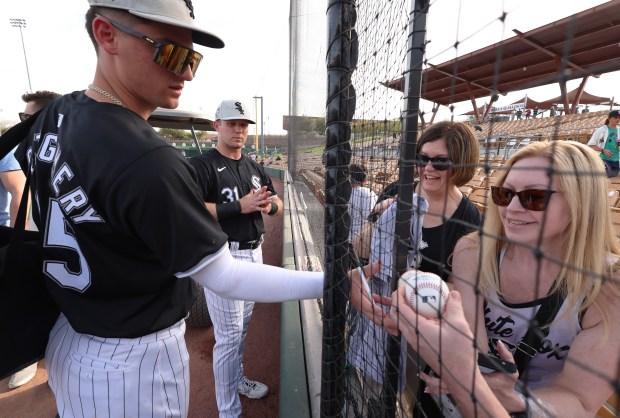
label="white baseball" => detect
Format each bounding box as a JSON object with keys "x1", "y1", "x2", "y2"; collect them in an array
[{"x1": 399, "y1": 270, "x2": 449, "y2": 318}]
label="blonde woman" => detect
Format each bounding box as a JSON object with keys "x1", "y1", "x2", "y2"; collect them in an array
[{"x1": 450, "y1": 141, "x2": 620, "y2": 417}]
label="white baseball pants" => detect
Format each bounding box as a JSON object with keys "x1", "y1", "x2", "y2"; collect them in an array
[
  {"x1": 46, "y1": 314, "x2": 190, "y2": 418},
  {"x1": 205, "y1": 244, "x2": 262, "y2": 418}
]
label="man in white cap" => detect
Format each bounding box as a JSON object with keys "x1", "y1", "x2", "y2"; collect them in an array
[
  {"x1": 10, "y1": 2, "x2": 381, "y2": 417},
  {"x1": 189, "y1": 100, "x2": 281, "y2": 417}
]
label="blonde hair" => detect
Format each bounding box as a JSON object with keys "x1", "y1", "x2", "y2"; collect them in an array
[{"x1": 473, "y1": 141, "x2": 620, "y2": 329}]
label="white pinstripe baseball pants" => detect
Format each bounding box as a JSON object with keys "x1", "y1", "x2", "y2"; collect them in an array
[
  {"x1": 46, "y1": 314, "x2": 190, "y2": 418},
  {"x1": 205, "y1": 244, "x2": 262, "y2": 418}
]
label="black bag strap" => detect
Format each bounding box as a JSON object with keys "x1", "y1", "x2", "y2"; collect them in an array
[
  {"x1": 0, "y1": 108, "x2": 41, "y2": 159},
  {"x1": 514, "y1": 289, "x2": 565, "y2": 377},
  {"x1": 0, "y1": 110, "x2": 41, "y2": 240}
]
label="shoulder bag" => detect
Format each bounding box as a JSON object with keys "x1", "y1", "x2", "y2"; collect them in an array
[{"x1": 0, "y1": 112, "x2": 60, "y2": 379}]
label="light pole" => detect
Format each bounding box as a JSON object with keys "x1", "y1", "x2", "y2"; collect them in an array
[
  {"x1": 253, "y1": 96, "x2": 264, "y2": 155},
  {"x1": 9, "y1": 18, "x2": 32, "y2": 91}
]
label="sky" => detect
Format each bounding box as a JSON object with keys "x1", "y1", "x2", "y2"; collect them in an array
[{"x1": 0, "y1": 0, "x2": 617, "y2": 134}]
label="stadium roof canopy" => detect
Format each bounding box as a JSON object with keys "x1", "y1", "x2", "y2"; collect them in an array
[{"x1": 386, "y1": 1, "x2": 620, "y2": 120}]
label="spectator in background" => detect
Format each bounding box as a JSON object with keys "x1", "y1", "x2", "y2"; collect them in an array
[
  {"x1": 587, "y1": 109, "x2": 620, "y2": 177},
  {"x1": 525, "y1": 108, "x2": 532, "y2": 119},
  {"x1": 6, "y1": 90, "x2": 60, "y2": 389},
  {"x1": 550, "y1": 105, "x2": 557, "y2": 117},
  {"x1": 533, "y1": 107, "x2": 539, "y2": 118},
  {"x1": 516, "y1": 109, "x2": 523, "y2": 120},
  {"x1": 583, "y1": 105, "x2": 590, "y2": 114},
  {"x1": 348, "y1": 163, "x2": 377, "y2": 262}
]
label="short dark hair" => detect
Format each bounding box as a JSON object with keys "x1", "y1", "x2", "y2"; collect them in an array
[
  {"x1": 416, "y1": 121, "x2": 480, "y2": 187},
  {"x1": 349, "y1": 163, "x2": 368, "y2": 184},
  {"x1": 21, "y1": 90, "x2": 61, "y2": 109},
  {"x1": 605, "y1": 109, "x2": 620, "y2": 125},
  {"x1": 85, "y1": 7, "x2": 143, "y2": 52}
]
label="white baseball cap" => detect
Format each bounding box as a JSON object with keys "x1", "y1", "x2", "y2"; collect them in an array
[
  {"x1": 215, "y1": 100, "x2": 256, "y2": 124},
  {"x1": 87, "y1": 0, "x2": 224, "y2": 48}
]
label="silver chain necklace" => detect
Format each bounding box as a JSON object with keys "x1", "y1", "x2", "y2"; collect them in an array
[{"x1": 87, "y1": 84, "x2": 125, "y2": 108}]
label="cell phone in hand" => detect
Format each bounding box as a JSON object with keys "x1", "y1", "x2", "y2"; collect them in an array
[{"x1": 477, "y1": 352, "x2": 517, "y2": 374}]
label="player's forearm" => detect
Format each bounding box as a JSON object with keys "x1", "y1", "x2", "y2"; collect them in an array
[
  {"x1": 192, "y1": 246, "x2": 324, "y2": 302},
  {"x1": 205, "y1": 202, "x2": 219, "y2": 220}
]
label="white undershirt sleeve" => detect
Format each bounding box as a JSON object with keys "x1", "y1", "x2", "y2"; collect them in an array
[{"x1": 190, "y1": 246, "x2": 324, "y2": 302}]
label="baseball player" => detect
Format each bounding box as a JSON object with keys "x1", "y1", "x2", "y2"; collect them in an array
[
  {"x1": 10, "y1": 2, "x2": 339, "y2": 417},
  {"x1": 189, "y1": 99, "x2": 282, "y2": 417}
]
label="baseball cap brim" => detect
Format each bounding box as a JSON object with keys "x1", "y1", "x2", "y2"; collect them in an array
[
  {"x1": 218, "y1": 116, "x2": 256, "y2": 124},
  {"x1": 129, "y1": 10, "x2": 224, "y2": 48}
]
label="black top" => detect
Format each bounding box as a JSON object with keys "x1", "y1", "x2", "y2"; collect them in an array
[
  {"x1": 419, "y1": 196, "x2": 482, "y2": 280},
  {"x1": 189, "y1": 149, "x2": 276, "y2": 242},
  {"x1": 15, "y1": 91, "x2": 228, "y2": 338}
]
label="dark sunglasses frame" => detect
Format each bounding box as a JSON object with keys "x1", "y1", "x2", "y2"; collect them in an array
[
  {"x1": 490, "y1": 186, "x2": 556, "y2": 211},
  {"x1": 99, "y1": 15, "x2": 203, "y2": 76},
  {"x1": 415, "y1": 154, "x2": 452, "y2": 171},
  {"x1": 18, "y1": 112, "x2": 31, "y2": 122}
]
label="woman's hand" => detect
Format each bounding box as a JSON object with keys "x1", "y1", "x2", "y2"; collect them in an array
[
  {"x1": 482, "y1": 341, "x2": 524, "y2": 412},
  {"x1": 348, "y1": 262, "x2": 399, "y2": 336}
]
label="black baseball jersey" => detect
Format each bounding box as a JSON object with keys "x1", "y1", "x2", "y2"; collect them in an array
[
  {"x1": 189, "y1": 149, "x2": 276, "y2": 242},
  {"x1": 15, "y1": 91, "x2": 228, "y2": 338}
]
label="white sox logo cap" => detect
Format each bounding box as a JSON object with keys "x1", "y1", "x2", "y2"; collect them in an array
[
  {"x1": 215, "y1": 100, "x2": 256, "y2": 124},
  {"x1": 87, "y1": 0, "x2": 224, "y2": 48}
]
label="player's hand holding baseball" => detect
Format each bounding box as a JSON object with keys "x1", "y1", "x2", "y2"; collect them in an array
[{"x1": 240, "y1": 186, "x2": 272, "y2": 214}]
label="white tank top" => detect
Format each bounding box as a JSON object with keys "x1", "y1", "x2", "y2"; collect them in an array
[{"x1": 484, "y1": 288, "x2": 582, "y2": 389}]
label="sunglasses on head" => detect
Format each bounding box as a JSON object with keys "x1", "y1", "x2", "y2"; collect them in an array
[
  {"x1": 99, "y1": 15, "x2": 203, "y2": 76},
  {"x1": 490, "y1": 186, "x2": 556, "y2": 211},
  {"x1": 18, "y1": 112, "x2": 31, "y2": 122},
  {"x1": 415, "y1": 154, "x2": 452, "y2": 171}
]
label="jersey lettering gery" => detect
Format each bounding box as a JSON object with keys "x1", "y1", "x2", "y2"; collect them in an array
[{"x1": 30, "y1": 114, "x2": 103, "y2": 292}]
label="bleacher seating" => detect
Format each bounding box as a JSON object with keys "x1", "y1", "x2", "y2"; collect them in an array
[{"x1": 476, "y1": 110, "x2": 607, "y2": 144}]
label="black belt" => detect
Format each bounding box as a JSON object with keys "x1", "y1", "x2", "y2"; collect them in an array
[{"x1": 229, "y1": 236, "x2": 263, "y2": 250}]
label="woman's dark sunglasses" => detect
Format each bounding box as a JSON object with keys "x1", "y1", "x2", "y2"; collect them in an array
[
  {"x1": 490, "y1": 186, "x2": 556, "y2": 211},
  {"x1": 415, "y1": 154, "x2": 452, "y2": 171},
  {"x1": 100, "y1": 15, "x2": 203, "y2": 76}
]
